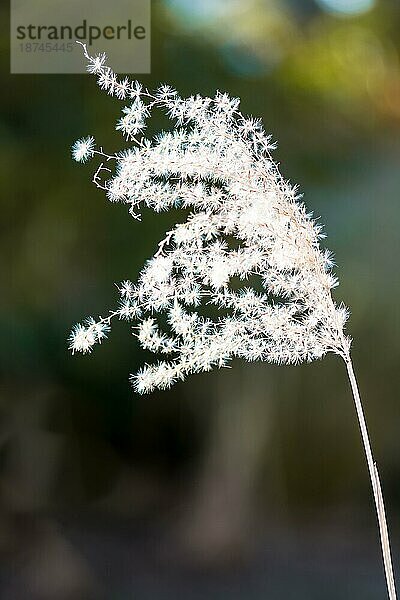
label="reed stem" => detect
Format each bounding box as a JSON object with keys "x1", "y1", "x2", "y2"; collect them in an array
[{"x1": 344, "y1": 354, "x2": 396, "y2": 599}]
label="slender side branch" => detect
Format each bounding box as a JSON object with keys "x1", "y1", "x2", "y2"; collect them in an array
[{"x1": 344, "y1": 354, "x2": 397, "y2": 600}]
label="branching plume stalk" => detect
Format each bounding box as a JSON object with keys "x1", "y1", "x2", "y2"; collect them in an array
[{"x1": 69, "y1": 42, "x2": 397, "y2": 597}]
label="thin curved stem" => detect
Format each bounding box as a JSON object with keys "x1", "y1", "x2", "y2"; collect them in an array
[{"x1": 344, "y1": 354, "x2": 396, "y2": 600}]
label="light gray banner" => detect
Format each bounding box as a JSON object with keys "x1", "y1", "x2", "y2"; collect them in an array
[{"x1": 11, "y1": 0, "x2": 151, "y2": 74}]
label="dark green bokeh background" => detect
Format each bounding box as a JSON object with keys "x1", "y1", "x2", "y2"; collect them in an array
[{"x1": 2, "y1": 0, "x2": 400, "y2": 598}]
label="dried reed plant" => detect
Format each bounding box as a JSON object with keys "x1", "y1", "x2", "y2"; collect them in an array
[{"x1": 69, "y1": 43, "x2": 396, "y2": 598}]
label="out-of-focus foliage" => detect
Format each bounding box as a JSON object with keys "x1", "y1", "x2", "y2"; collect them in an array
[
  {"x1": 162, "y1": 0, "x2": 400, "y2": 125},
  {"x1": 2, "y1": 0, "x2": 400, "y2": 596}
]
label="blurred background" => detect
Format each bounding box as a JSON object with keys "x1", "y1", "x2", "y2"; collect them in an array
[{"x1": 2, "y1": 0, "x2": 400, "y2": 597}]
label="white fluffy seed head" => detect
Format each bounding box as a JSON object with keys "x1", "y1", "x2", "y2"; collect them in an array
[
  {"x1": 69, "y1": 46, "x2": 351, "y2": 393},
  {"x1": 71, "y1": 135, "x2": 95, "y2": 163}
]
